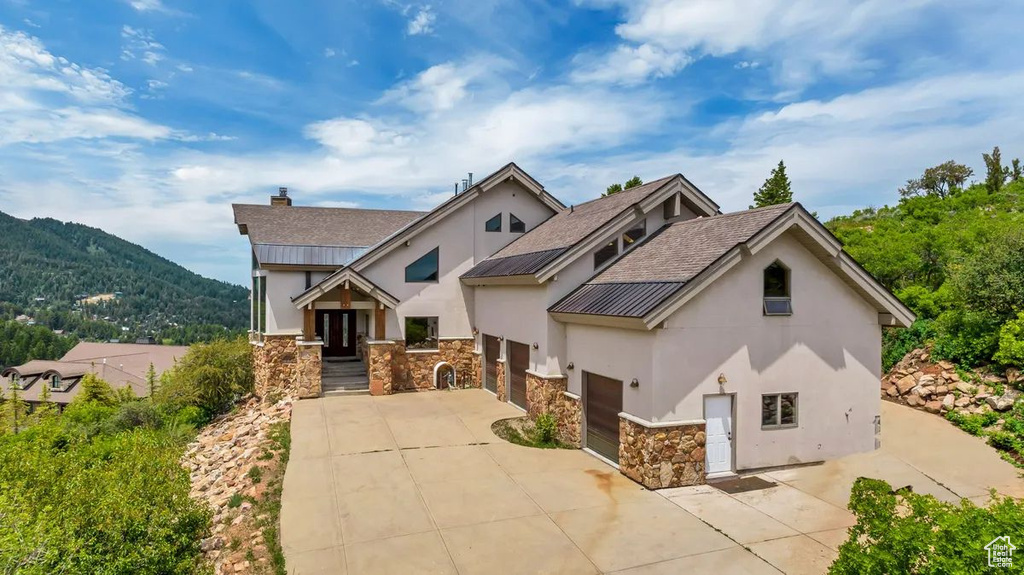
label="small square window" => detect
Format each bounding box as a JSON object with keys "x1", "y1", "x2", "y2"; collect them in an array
[
  {"x1": 509, "y1": 213, "x2": 526, "y2": 233},
  {"x1": 405, "y1": 317, "x2": 439, "y2": 350},
  {"x1": 594, "y1": 240, "x2": 618, "y2": 270},
  {"x1": 485, "y1": 213, "x2": 502, "y2": 232},
  {"x1": 762, "y1": 393, "x2": 798, "y2": 429}
]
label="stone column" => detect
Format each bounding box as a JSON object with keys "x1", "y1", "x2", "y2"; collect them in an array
[
  {"x1": 294, "y1": 341, "x2": 323, "y2": 399},
  {"x1": 495, "y1": 360, "x2": 507, "y2": 402},
  {"x1": 252, "y1": 335, "x2": 322, "y2": 400},
  {"x1": 618, "y1": 414, "x2": 706, "y2": 489},
  {"x1": 368, "y1": 341, "x2": 396, "y2": 396}
]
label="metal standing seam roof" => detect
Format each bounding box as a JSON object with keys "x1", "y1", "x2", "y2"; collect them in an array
[
  {"x1": 549, "y1": 282, "x2": 686, "y2": 317},
  {"x1": 253, "y1": 244, "x2": 367, "y2": 267},
  {"x1": 460, "y1": 248, "x2": 567, "y2": 278}
]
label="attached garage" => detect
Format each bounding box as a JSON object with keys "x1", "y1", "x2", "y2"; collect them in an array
[
  {"x1": 508, "y1": 340, "x2": 529, "y2": 410},
  {"x1": 483, "y1": 334, "x2": 500, "y2": 394},
  {"x1": 584, "y1": 371, "x2": 623, "y2": 463}
]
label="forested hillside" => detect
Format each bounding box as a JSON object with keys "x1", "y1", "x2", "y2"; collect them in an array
[
  {"x1": 0, "y1": 210, "x2": 247, "y2": 348},
  {"x1": 826, "y1": 147, "x2": 1024, "y2": 370}
]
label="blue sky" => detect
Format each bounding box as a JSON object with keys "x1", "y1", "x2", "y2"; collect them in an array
[{"x1": 1, "y1": 0, "x2": 1023, "y2": 285}]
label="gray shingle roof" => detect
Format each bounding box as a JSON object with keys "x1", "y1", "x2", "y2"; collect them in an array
[
  {"x1": 490, "y1": 176, "x2": 676, "y2": 258},
  {"x1": 232, "y1": 204, "x2": 424, "y2": 248},
  {"x1": 592, "y1": 203, "x2": 795, "y2": 284},
  {"x1": 550, "y1": 203, "x2": 795, "y2": 317}
]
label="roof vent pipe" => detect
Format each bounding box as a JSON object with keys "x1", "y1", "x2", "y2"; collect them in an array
[
  {"x1": 454, "y1": 183, "x2": 459, "y2": 196},
  {"x1": 461, "y1": 179, "x2": 468, "y2": 192},
  {"x1": 570, "y1": 205, "x2": 574, "y2": 213},
  {"x1": 467, "y1": 172, "x2": 473, "y2": 187}
]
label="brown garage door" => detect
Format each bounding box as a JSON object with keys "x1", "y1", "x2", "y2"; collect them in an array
[
  {"x1": 508, "y1": 340, "x2": 529, "y2": 410},
  {"x1": 484, "y1": 334, "x2": 500, "y2": 394},
  {"x1": 585, "y1": 372, "x2": 623, "y2": 463}
]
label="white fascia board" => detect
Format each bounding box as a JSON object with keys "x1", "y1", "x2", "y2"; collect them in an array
[{"x1": 549, "y1": 311, "x2": 649, "y2": 331}]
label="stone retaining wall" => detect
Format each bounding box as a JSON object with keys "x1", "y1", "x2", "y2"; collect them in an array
[
  {"x1": 252, "y1": 336, "x2": 322, "y2": 400},
  {"x1": 367, "y1": 338, "x2": 480, "y2": 395},
  {"x1": 619, "y1": 416, "x2": 706, "y2": 489}
]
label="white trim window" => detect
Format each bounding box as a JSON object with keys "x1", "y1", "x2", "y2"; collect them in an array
[
  {"x1": 763, "y1": 261, "x2": 792, "y2": 316},
  {"x1": 761, "y1": 393, "x2": 798, "y2": 429}
]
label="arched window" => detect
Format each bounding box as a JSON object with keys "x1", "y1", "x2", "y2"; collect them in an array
[{"x1": 763, "y1": 261, "x2": 792, "y2": 315}]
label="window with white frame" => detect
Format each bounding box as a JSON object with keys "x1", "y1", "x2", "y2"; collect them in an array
[
  {"x1": 761, "y1": 393, "x2": 798, "y2": 428},
  {"x1": 763, "y1": 261, "x2": 792, "y2": 315}
]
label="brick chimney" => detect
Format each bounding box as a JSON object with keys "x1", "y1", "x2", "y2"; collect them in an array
[{"x1": 271, "y1": 187, "x2": 292, "y2": 206}]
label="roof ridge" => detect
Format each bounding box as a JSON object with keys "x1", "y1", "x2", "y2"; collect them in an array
[
  {"x1": 232, "y1": 203, "x2": 426, "y2": 215},
  {"x1": 567, "y1": 174, "x2": 677, "y2": 210},
  {"x1": 665, "y1": 202, "x2": 795, "y2": 227}
]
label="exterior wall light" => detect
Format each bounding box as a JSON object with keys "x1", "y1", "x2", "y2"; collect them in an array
[
  {"x1": 630, "y1": 378, "x2": 639, "y2": 388},
  {"x1": 472, "y1": 327, "x2": 479, "y2": 335},
  {"x1": 717, "y1": 373, "x2": 728, "y2": 385},
  {"x1": 567, "y1": 362, "x2": 574, "y2": 370},
  {"x1": 532, "y1": 342, "x2": 539, "y2": 349}
]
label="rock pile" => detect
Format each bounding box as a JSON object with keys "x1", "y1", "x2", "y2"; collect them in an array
[
  {"x1": 881, "y1": 348, "x2": 1021, "y2": 416},
  {"x1": 182, "y1": 394, "x2": 293, "y2": 574}
]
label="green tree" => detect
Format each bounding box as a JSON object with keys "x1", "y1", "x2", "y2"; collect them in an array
[
  {"x1": 1011, "y1": 158, "x2": 1022, "y2": 183},
  {"x1": 602, "y1": 176, "x2": 643, "y2": 196},
  {"x1": 146, "y1": 362, "x2": 157, "y2": 397},
  {"x1": 897, "y1": 160, "x2": 973, "y2": 199},
  {"x1": 983, "y1": 145, "x2": 1007, "y2": 193},
  {"x1": 155, "y1": 337, "x2": 253, "y2": 417},
  {"x1": 75, "y1": 372, "x2": 118, "y2": 407},
  {"x1": 32, "y1": 382, "x2": 58, "y2": 423},
  {"x1": 751, "y1": 160, "x2": 793, "y2": 208},
  {"x1": 0, "y1": 386, "x2": 29, "y2": 434}
]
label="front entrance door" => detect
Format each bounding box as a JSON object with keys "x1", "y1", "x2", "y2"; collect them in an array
[
  {"x1": 483, "y1": 334, "x2": 500, "y2": 394},
  {"x1": 508, "y1": 340, "x2": 529, "y2": 409},
  {"x1": 704, "y1": 395, "x2": 734, "y2": 475},
  {"x1": 584, "y1": 371, "x2": 623, "y2": 464},
  {"x1": 316, "y1": 310, "x2": 357, "y2": 357}
]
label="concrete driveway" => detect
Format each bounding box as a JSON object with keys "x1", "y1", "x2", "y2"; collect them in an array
[{"x1": 281, "y1": 390, "x2": 1023, "y2": 575}]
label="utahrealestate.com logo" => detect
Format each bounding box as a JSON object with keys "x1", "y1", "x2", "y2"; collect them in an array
[{"x1": 986, "y1": 536, "x2": 1016, "y2": 568}]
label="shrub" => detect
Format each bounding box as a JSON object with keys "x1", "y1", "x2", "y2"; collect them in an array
[
  {"x1": 61, "y1": 401, "x2": 117, "y2": 439},
  {"x1": 247, "y1": 465, "x2": 263, "y2": 484},
  {"x1": 156, "y1": 337, "x2": 253, "y2": 417},
  {"x1": 0, "y1": 422, "x2": 210, "y2": 574},
  {"x1": 944, "y1": 411, "x2": 996, "y2": 436},
  {"x1": 227, "y1": 492, "x2": 243, "y2": 509},
  {"x1": 993, "y1": 311, "x2": 1024, "y2": 368},
  {"x1": 106, "y1": 400, "x2": 163, "y2": 432},
  {"x1": 172, "y1": 405, "x2": 207, "y2": 428},
  {"x1": 830, "y1": 477, "x2": 1024, "y2": 574},
  {"x1": 881, "y1": 319, "x2": 935, "y2": 371},
  {"x1": 932, "y1": 309, "x2": 1001, "y2": 366},
  {"x1": 534, "y1": 413, "x2": 557, "y2": 444},
  {"x1": 75, "y1": 372, "x2": 118, "y2": 407},
  {"x1": 988, "y1": 431, "x2": 1019, "y2": 452}
]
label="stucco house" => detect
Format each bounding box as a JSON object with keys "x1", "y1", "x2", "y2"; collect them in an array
[{"x1": 232, "y1": 162, "x2": 913, "y2": 488}]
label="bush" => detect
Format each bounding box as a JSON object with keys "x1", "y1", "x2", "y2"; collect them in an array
[
  {"x1": 830, "y1": 477, "x2": 1024, "y2": 574},
  {"x1": 881, "y1": 319, "x2": 935, "y2": 371},
  {"x1": 156, "y1": 337, "x2": 253, "y2": 418},
  {"x1": 993, "y1": 311, "x2": 1024, "y2": 368},
  {"x1": 534, "y1": 413, "x2": 557, "y2": 444},
  {"x1": 932, "y1": 309, "x2": 1001, "y2": 366},
  {"x1": 75, "y1": 372, "x2": 118, "y2": 407},
  {"x1": 0, "y1": 422, "x2": 210, "y2": 574},
  {"x1": 171, "y1": 405, "x2": 207, "y2": 428},
  {"x1": 107, "y1": 401, "x2": 164, "y2": 433},
  {"x1": 988, "y1": 431, "x2": 1019, "y2": 452},
  {"x1": 944, "y1": 411, "x2": 997, "y2": 436}
]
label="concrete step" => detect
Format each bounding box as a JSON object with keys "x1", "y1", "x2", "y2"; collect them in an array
[{"x1": 323, "y1": 388, "x2": 370, "y2": 397}]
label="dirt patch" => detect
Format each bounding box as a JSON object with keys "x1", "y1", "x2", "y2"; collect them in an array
[{"x1": 491, "y1": 416, "x2": 573, "y2": 449}]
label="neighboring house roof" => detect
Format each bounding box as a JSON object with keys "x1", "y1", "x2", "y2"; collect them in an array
[
  {"x1": 0, "y1": 342, "x2": 188, "y2": 403},
  {"x1": 295, "y1": 162, "x2": 566, "y2": 308},
  {"x1": 462, "y1": 174, "x2": 720, "y2": 281},
  {"x1": 550, "y1": 203, "x2": 915, "y2": 329}
]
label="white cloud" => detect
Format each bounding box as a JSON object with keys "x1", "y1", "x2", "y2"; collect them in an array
[
  {"x1": 324, "y1": 47, "x2": 337, "y2": 58},
  {"x1": 120, "y1": 25, "x2": 165, "y2": 67},
  {"x1": 379, "y1": 58, "x2": 508, "y2": 113},
  {"x1": 176, "y1": 63, "x2": 193, "y2": 73},
  {"x1": 127, "y1": 0, "x2": 169, "y2": 13},
  {"x1": 407, "y1": 6, "x2": 436, "y2": 35},
  {"x1": 572, "y1": 43, "x2": 689, "y2": 85}
]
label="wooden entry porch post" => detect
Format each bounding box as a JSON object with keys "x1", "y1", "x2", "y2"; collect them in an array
[
  {"x1": 374, "y1": 302, "x2": 386, "y2": 340},
  {"x1": 302, "y1": 305, "x2": 315, "y2": 342}
]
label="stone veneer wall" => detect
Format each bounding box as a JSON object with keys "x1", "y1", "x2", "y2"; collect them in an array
[
  {"x1": 367, "y1": 338, "x2": 479, "y2": 395},
  {"x1": 524, "y1": 373, "x2": 581, "y2": 447},
  {"x1": 495, "y1": 360, "x2": 507, "y2": 402},
  {"x1": 252, "y1": 335, "x2": 322, "y2": 400},
  {"x1": 618, "y1": 416, "x2": 706, "y2": 489}
]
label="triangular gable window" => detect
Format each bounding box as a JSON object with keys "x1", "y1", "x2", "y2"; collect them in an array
[
  {"x1": 405, "y1": 247, "x2": 439, "y2": 283},
  {"x1": 510, "y1": 213, "x2": 526, "y2": 233}
]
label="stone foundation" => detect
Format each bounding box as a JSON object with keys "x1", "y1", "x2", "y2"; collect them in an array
[
  {"x1": 252, "y1": 335, "x2": 322, "y2": 400},
  {"x1": 619, "y1": 415, "x2": 706, "y2": 489},
  {"x1": 495, "y1": 360, "x2": 507, "y2": 402},
  {"x1": 367, "y1": 338, "x2": 480, "y2": 395}
]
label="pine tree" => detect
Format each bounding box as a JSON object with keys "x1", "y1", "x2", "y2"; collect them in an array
[
  {"x1": 624, "y1": 176, "x2": 643, "y2": 189},
  {"x1": 982, "y1": 146, "x2": 1007, "y2": 193},
  {"x1": 0, "y1": 386, "x2": 29, "y2": 433},
  {"x1": 33, "y1": 381, "x2": 57, "y2": 423},
  {"x1": 77, "y1": 372, "x2": 117, "y2": 406},
  {"x1": 1011, "y1": 158, "x2": 1022, "y2": 183},
  {"x1": 146, "y1": 362, "x2": 157, "y2": 398},
  {"x1": 751, "y1": 160, "x2": 793, "y2": 208},
  {"x1": 603, "y1": 176, "x2": 643, "y2": 197},
  {"x1": 604, "y1": 183, "x2": 622, "y2": 196}
]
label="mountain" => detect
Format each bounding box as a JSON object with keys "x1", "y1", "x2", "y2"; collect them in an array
[{"x1": 0, "y1": 210, "x2": 248, "y2": 344}]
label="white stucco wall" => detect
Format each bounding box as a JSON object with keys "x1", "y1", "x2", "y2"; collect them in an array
[
  {"x1": 564, "y1": 323, "x2": 655, "y2": 417},
  {"x1": 360, "y1": 181, "x2": 555, "y2": 340},
  {"x1": 648, "y1": 232, "x2": 882, "y2": 470},
  {"x1": 263, "y1": 270, "x2": 305, "y2": 335}
]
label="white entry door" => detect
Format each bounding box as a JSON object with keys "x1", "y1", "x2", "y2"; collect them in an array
[{"x1": 704, "y1": 395, "x2": 733, "y2": 475}]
